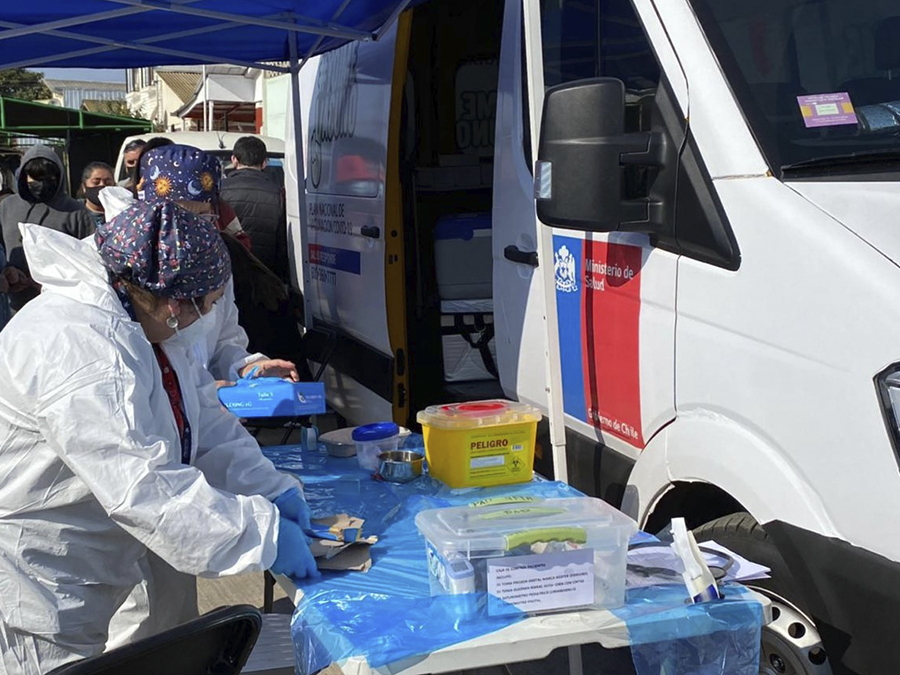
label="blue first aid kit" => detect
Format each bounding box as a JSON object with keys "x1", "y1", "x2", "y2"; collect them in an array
[{"x1": 218, "y1": 377, "x2": 326, "y2": 418}]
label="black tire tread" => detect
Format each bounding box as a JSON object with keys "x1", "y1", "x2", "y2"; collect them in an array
[{"x1": 694, "y1": 511, "x2": 768, "y2": 545}]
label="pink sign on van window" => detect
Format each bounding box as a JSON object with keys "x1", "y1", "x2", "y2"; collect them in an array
[{"x1": 797, "y1": 92, "x2": 858, "y2": 128}]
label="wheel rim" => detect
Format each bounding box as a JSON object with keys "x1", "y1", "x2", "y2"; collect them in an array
[{"x1": 753, "y1": 587, "x2": 832, "y2": 675}]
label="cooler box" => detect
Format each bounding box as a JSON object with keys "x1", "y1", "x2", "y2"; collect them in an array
[
  {"x1": 218, "y1": 378, "x2": 326, "y2": 417},
  {"x1": 415, "y1": 496, "x2": 637, "y2": 617},
  {"x1": 434, "y1": 213, "x2": 492, "y2": 300},
  {"x1": 417, "y1": 400, "x2": 540, "y2": 488}
]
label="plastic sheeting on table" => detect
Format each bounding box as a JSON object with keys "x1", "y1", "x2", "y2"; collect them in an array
[{"x1": 263, "y1": 444, "x2": 762, "y2": 675}]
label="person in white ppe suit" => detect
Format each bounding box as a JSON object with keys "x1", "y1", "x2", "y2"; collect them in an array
[
  {"x1": 0, "y1": 200, "x2": 318, "y2": 675},
  {"x1": 98, "y1": 181, "x2": 306, "y2": 649}
]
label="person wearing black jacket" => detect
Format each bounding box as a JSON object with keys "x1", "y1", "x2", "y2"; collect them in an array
[
  {"x1": 220, "y1": 137, "x2": 288, "y2": 282},
  {"x1": 0, "y1": 145, "x2": 94, "y2": 310}
]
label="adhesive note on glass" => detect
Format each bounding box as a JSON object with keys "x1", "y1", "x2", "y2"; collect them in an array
[{"x1": 797, "y1": 92, "x2": 858, "y2": 128}]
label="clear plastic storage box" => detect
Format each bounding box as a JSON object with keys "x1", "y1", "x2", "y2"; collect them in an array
[{"x1": 415, "y1": 496, "x2": 637, "y2": 618}]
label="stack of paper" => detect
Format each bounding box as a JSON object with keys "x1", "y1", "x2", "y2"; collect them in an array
[{"x1": 625, "y1": 539, "x2": 770, "y2": 589}]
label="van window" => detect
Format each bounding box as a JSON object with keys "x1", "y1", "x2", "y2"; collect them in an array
[
  {"x1": 538, "y1": 0, "x2": 662, "y2": 196},
  {"x1": 690, "y1": 0, "x2": 900, "y2": 176},
  {"x1": 540, "y1": 0, "x2": 660, "y2": 95}
]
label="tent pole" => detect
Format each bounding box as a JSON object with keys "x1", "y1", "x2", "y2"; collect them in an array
[
  {"x1": 202, "y1": 64, "x2": 208, "y2": 132},
  {"x1": 288, "y1": 27, "x2": 312, "y2": 332}
]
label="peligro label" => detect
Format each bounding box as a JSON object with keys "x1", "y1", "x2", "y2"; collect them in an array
[{"x1": 463, "y1": 426, "x2": 531, "y2": 482}]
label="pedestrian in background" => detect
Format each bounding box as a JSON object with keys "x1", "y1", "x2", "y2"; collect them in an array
[
  {"x1": 117, "y1": 138, "x2": 146, "y2": 188},
  {"x1": 78, "y1": 161, "x2": 116, "y2": 227},
  {"x1": 221, "y1": 136, "x2": 288, "y2": 282},
  {"x1": 0, "y1": 144, "x2": 94, "y2": 310}
]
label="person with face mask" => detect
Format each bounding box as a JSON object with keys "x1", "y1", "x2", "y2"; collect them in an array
[
  {"x1": 102, "y1": 148, "x2": 306, "y2": 650},
  {"x1": 134, "y1": 144, "x2": 299, "y2": 383},
  {"x1": 118, "y1": 138, "x2": 146, "y2": 189},
  {"x1": 78, "y1": 161, "x2": 116, "y2": 227},
  {"x1": 0, "y1": 200, "x2": 318, "y2": 675},
  {"x1": 0, "y1": 144, "x2": 95, "y2": 310}
]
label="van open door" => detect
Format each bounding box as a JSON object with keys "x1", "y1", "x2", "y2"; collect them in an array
[
  {"x1": 295, "y1": 27, "x2": 401, "y2": 424},
  {"x1": 499, "y1": 0, "x2": 682, "y2": 471}
]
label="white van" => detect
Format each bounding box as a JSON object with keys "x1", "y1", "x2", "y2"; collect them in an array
[
  {"x1": 113, "y1": 131, "x2": 285, "y2": 183},
  {"x1": 288, "y1": 1, "x2": 900, "y2": 673}
]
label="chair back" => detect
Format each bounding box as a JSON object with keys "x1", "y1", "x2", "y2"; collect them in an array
[{"x1": 48, "y1": 605, "x2": 262, "y2": 675}]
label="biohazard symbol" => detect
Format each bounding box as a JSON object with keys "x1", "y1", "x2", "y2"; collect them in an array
[{"x1": 511, "y1": 456, "x2": 523, "y2": 473}]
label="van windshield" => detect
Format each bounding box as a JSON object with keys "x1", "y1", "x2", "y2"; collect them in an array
[{"x1": 690, "y1": 0, "x2": 900, "y2": 177}]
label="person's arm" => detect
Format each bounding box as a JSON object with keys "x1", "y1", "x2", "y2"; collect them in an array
[
  {"x1": 206, "y1": 279, "x2": 265, "y2": 381},
  {"x1": 35, "y1": 335, "x2": 279, "y2": 577},
  {"x1": 191, "y1": 367, "x2": 301, "y2": 500},
  {"x1": 275, "y1": 193, "x2": 289, "y2": 283},
  {"x1": 0, "y1": 245, "x2": 8, "y2": 294}
]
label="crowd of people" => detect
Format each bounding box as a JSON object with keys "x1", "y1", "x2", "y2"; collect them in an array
[{"x1": 0, "y1": 137, "x2": 318, "y2": 674}]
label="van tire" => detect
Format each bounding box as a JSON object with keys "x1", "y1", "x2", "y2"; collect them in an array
[{"x1": 693, "y1": 512, "x2": 832, "y2": 675}]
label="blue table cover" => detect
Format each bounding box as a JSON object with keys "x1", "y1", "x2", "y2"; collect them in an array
[{"x1": 263, "y1": 443, "x2": 762, "y2": 675}]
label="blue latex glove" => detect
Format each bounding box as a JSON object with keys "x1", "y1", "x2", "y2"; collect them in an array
[
  {"x1": 273, "y1": 487, "x2": 312, "y2": 531},
  {"x1": 270, "y1": 516, "x2": 320, "y2": 579}
]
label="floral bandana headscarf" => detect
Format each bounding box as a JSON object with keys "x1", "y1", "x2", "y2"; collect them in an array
[
  {"x1": 138, "y1": 144, "x2": 221, "y2": 204},
  {"x1": 95, "y1": 200, "x2": 230, "y2": 299}
]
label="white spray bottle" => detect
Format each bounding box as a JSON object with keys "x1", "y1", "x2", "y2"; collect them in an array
[{"x1": 671, "y1": 517, "x2": 723, "y2": 603}]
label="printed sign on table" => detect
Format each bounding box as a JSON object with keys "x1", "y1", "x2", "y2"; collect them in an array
[{"x1": 486, "y1": 548, "x2": 594, "y2": 616}]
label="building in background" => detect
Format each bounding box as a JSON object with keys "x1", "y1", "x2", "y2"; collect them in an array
[
  {"x1": 42, "y1": 79, "x2": 127, "y2": 111},
  {"x1": 126, "y1": 65, "x2": 263, "y2": 133}
]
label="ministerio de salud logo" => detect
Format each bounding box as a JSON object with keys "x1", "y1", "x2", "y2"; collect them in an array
[{"x1": 554, "y1": 245, "x2": 578, "y2": 293}]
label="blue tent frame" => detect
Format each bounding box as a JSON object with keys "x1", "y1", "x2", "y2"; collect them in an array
[
  {"x1": 0, "y1": 0, "x2": 415, "y2": 328},
  {"x1": 0, "y1": 2, "x2": 413, "y2": 71}
]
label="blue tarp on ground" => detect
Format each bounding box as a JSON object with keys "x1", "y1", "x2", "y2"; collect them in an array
[{"x1": 0, "y1": 1, "x2": 417, "y2": 70}]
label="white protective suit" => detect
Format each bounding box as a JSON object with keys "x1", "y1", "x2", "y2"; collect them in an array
[
  {"x1": 97, "y1": 188, "x2": 284, "y2": 650},
  {"x1": 194, "y1": 278, "x2": 266, "y2": 381},
  {"x1": 0, "y1": 224, "x2": 299, "y2": 675}
]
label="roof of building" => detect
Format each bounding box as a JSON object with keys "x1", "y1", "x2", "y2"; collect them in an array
[
  {"x1": 155, "y1": 71, "x2": 202, "y2": 104},
  {"x1": 81, "y1": 99, "x2": 130, "y2": 115},
  {"x1": 44, "y1": 79, "x2": 126, "y2": 92}
]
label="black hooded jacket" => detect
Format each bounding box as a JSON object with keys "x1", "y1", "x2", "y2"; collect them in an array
[{"x1": 0, "y1": 145, "x2": 95, "y2": 309}]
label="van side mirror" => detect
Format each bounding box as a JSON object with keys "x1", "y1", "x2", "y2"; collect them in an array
[{"x1": 535, "y1": 78, "x2": 667, "y2": 233}]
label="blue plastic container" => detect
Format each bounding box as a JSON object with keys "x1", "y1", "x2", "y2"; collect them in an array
[
  {"x1": 218, "y1": 377, "x2": 326, "y2": 418},
  {"x1": 352, "y1": 422, "x2": 400, "y2": 471}
]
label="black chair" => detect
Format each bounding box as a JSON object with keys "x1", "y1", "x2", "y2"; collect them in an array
[{"x1": 47, "y1": 605, "x2": 262, "y2": 675}]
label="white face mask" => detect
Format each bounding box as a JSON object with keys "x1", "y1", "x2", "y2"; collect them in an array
[{"x1": 163, "y1": 299, "x2": 214, "y2": 365}]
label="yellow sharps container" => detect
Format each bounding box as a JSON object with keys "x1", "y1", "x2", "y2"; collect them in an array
[{"x1": 417, "y1": 400, "x2": 541, "y2": 488}]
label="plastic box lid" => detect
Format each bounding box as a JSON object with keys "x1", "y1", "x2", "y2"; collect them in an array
[
  {"x1": 352, "y1": 422, "x2": 400, "y2": 442},
  {"x1": 417, "y1": 399, "x2": 541, "y2": 430},
  {"x1": 415, "y1": 496, "x2": 637, "y2": 559},
  {"x1": 434, "y1": 212, "x2": 492, "y2": 241}
]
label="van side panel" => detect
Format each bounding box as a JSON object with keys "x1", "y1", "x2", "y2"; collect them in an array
[
  {"x1": 676, "y1": 177, "x2": 900, "y2": 562},
  {"x1": 302, "y1": 26, "x2": 398, "y2": 423}
]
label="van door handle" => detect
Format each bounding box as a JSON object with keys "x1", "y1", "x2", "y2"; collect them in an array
[
  {"x1": 503, "y1": 245, "x2": 539, "y2": 267},
  {"x1": 361, "y1": 225, "x2": 381, "y2": 239}
]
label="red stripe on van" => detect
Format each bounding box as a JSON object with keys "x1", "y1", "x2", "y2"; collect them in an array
[{"x1": 581, "y1": 240, "x2": 644, "y2": 447}]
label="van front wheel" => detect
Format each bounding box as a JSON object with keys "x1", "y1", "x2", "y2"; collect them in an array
[{"x1": 692, "y1": 512, "x2": 832, "y2": 675}]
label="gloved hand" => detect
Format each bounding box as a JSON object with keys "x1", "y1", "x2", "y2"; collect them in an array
[
  {"x1": 270, "y1": 516, "x2": 320, "y2": 579},
  {"x1": 273, "y1": 487, "x2": 312, "y2": 531}
]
